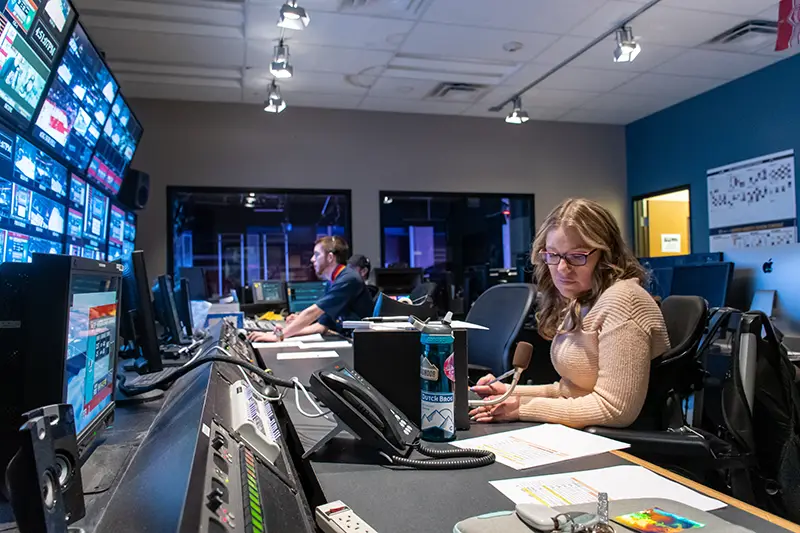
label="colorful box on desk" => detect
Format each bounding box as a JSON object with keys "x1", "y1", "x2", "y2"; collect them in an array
[{"x1": 353, "y1": 329, "x2": 470, "y2": 430}]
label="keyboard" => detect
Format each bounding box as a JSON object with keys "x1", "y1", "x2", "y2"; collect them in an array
[
  {"x1": 244, "y1": 319, "x2": 276, "y2": 332},
  {"x1": 124, "y1": 366, "x2": 184, "y2": 389}
]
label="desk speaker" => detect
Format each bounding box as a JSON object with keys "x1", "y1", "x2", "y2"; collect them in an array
[{"x1": 118, "y1": 169, "x2": 150, "y2": 210}]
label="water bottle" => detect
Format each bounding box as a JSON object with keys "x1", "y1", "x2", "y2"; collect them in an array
[{"x1": 414, "y1": 317, "x2": 456, "y2": 442}]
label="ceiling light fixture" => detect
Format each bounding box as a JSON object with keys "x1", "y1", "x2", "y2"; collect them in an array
[
  {"x1": 270, "y1": 40, "x2": 294, "y2": 79},
  {"x1": 277, "y1": 1, "x2": 310, "y2": 31},
  {"x1": 613, "y1": 26, "x2": 641, "y2": 63},
  {"x1": 505, "y1": 97, "x2": 529, "y2": 124},
  {"x1": 264, "y1": 81, "x2": 287, "y2": 113}
]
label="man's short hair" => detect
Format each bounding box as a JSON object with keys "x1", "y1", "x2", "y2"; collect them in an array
[
  {"x1": 347, "y1": 254, "x2": 371, "y2": 275},
  {"x1": 315, "y1": 236, "x2": 349, "y2": 265}
]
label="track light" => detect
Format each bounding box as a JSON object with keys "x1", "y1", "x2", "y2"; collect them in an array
[
  {"x1": 613, "y1": 26, "x2": 641, "y2": 63},
  {"x1": 264, "y1": 81, "x2": 286, "y2": 113},
  {"x1": 270, "y1": 40, "x2": 293, "y2": 79},
  {"x1": 277, "y1": 1, "x2": 310, "y2": 31},
  {"x1": 505, "y1": 97, "x2": 529, "y2": 125}
]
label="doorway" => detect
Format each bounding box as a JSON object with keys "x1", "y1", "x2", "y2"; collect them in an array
[{"x1": 633, "y1": 187, "x2": 691, "y2": 258}]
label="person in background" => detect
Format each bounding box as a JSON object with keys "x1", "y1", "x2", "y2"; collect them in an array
[
  {"x1": 470, "y1": 198, "x2": 670, "y2": 429},
  {"x1": 348, "y1": 254, "x2": 380, "y2": 301},
  {"x1": 248, "y1": 236, "x2": 373, "y2": 342}
]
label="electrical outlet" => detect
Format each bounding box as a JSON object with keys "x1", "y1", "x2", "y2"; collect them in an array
[{"x1": 315, "y1": 501, "x2": 378, "y2": 533}]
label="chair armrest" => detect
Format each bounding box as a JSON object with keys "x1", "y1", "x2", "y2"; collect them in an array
[{"x1": 585, "y1": 427, "x2": 714, "y2": 459}]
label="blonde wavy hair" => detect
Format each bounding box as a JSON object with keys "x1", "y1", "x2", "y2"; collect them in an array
[{"x1": 533, "y1": 198, "x2": 647, "y2": 340}]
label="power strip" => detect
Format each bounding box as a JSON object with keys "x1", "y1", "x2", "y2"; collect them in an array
[{"x1": 315, "y1": 501, "x2": 378, "y2": 533}]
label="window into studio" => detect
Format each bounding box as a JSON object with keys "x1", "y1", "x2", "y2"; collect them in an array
[
  {"x1": 379, "y1": 192, "x2": 534, "y2": 308},
  {"x1": 168, "y1": 188, "x2": 351, "y2": 297}
]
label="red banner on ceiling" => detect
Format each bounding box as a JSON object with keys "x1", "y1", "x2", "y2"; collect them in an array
[{"x1": 776, "y1": 0, "x2": 800, "y2": 51}]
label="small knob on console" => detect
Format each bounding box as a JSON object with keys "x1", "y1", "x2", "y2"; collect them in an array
[{"x1": 207, "y1": 488, "x2": 225, "y2": 512}]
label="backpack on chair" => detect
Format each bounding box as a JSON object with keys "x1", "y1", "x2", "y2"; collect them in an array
[{"x1": 722, "y1": 311, "x2": 800, "y2": 522}]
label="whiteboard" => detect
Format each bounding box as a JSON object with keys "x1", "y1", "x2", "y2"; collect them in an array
[{"x1": 710, "y1": 226, "x2": 796, "y2": 252}]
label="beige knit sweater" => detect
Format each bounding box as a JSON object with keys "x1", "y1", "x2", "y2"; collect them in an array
[{"x1": 516, "y1": 278, "x2": 670, "y2": 429}]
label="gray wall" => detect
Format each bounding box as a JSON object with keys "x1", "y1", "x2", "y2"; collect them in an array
[{"x1": 129, "y1": 99, "x2": 629, "y2": 276}]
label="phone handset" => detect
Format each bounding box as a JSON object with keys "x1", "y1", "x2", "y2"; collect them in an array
[{"x1": 319, "y1": 371, "x2": 406, "y2": 451}]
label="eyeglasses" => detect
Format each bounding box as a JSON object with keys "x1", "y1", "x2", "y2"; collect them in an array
[{"x1": 539, "y1": 249, "x2": 597, "y2": 267}]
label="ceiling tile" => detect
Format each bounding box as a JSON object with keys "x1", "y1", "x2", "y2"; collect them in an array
[
  {"x1": 245, "y1": 40, "x2": 392, "y2": 73},
  {"x1": 660, "y1": 0, "x2": 777, "y2": 17},
  {"x1": 558, "y1": 107, "x2": 649, "y2": 124},
  {"x1": 631, "y1": 5, "x2": 748, "y2": 46},
  {"x1": 523, "y1": 87, "x2": 601, "y2": 108},
  {"x1": 246, "y1": 7, "x2": 414, "y2": 50},
  {"x1": 368, "y1": 77, "x2": 439, "y2": 100},
  {"x1": 578, "y1": 91, "x2": 674, "y2": 113},
  {"x1": 614, "y1": 72, "x2": 725, "y2": 98},
  {"x1": 756, "y1": 2, "x2": 780, "y2": 20},
  {"x1": 568, "y1": 1, "x2": 647, "y2": 37},
  {"x1": 88, "y1": 29, "x2": 245, "y2": 67},
  {"x1": 119, "y1": 81, "x2": 243, "y2": 103},
  {"x1": 533, "y1": 36, "x2": 595, "y2": 65},
  {"x1": 400, "y1": 23, "x2": 559, "y2": 62},
  {"x1": 537, "y1": 66, "x2": 638, "y2": 91},
  {"x1": 501, "y1": 62, "x2": 553, "y2": 89},
  {"x1": 359, "y1": 96, "x2": 470, "y2": 115},
  {"x1": 569, "y1": 36, "x2": 685, "y2": 72},
  {"x1": 243, "y1": 69, "x2": 374, "y2": 98},
  {"x1": 272, "y1": 92, "x2": 365, "y2": 110},
  {"x1": 422, "y1": 0, "x2": 607, "y2": 34},
  {"x1": 653, "y1": 48, "x2": 775, "y2": 79}
]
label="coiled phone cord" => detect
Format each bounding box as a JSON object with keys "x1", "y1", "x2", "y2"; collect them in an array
[{"x1": 383, "y1": 443, "x2": 495, "y2": 470}]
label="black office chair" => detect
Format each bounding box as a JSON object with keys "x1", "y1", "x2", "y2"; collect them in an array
[
  {"x1": 372, "y1": 293, "x2": 438, "y2": 321},
  {"x1": 409, "y1": 282, "x2": 437, "y2": 304},
  {"x1": 586, "y1": 296, "x2": 716, "y2": 470},
  {"x1": 464, "y1": 283, "x2": 536, "y2": 379}
]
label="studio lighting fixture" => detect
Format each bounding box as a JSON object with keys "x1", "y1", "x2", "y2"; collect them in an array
[
  {"x1": 613, "y1": 26, "x2": 641, "y2": 63},
  {"x1": 264, "y1": 81, "x2": 286, "y2": 113},
  {"x1": 277, "y1": 1, "x2": 310, "y2": 31},
  {"x1": 270, "y1": 40, "x2": 293, "y2": 79},
  {"x1": 505, "y1": 97, "x2": 529, "y2": 125}
]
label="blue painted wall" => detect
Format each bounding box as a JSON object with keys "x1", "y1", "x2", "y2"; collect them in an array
[{"x1": 626, "y1": 53, "x2": 800, "y2": 252}]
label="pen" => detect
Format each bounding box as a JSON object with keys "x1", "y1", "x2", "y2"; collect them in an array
[
  {"x1": 364, "y1": 316, "x2": 409, "y2": 322},
  {"x1": 471, "y1": 368, "x2": 515, "y2": 389}
]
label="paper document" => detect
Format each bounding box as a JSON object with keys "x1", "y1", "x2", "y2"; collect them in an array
[
  {"x1": 490, "y1": 465, "x2": 724, "y2": 512},
  {"x1": 451, "y1": 424, "x2": 629, "y2": 470},
  {"x1": 277, "y1": 351, "x2": 339, "y2": 361},
  {"x1": 252, "y1": 341, "x2": 303, "y2": 349},
  {"x1": 300, "y1": 341, "x2": 351, "y2": 349},
  {"x1": 288, "y1": 334, "x2": 325, "y2": 342}
]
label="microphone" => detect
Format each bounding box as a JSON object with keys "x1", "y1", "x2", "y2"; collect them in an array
[{"x1": 468, "y1": 342, "x2": 533, "y2": 407}]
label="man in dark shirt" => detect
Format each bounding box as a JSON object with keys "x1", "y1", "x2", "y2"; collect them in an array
[{"x1": 248, "y1": 236, "x2": 374, "y2": 342}]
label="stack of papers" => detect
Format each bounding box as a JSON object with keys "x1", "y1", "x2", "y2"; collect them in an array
[
  {"x1": 277, "y1": 351, "x2": 340, "y2": 361},
  {"x1": 490, "y1": 465, "x2": 724, "y2": 511},
  {"x1": 451, "y1": 424, "x2": 629, "y2": 470}
]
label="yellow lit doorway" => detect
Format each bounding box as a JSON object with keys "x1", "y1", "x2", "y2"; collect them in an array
[{"x1": 633, "y1": 187, "x2": 691, "y2": 258}]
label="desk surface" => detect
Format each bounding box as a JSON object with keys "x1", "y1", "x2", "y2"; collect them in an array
[{"x1": 257, "y1": 338, "x2": 799, "y2": 533}]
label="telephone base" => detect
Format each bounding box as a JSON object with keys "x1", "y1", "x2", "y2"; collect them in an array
[{"x1": 302, "y1": 416, "x2": 357, "y2": 460}]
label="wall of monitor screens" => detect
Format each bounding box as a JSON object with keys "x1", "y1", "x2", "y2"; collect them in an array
[{"x1": 0, "y1": 0, "x2": 143, "y2": 265}]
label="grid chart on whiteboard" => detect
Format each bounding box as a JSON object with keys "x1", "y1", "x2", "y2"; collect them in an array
[{"x1": 707, "y1": 150, "x2": 797, "y2": 251}]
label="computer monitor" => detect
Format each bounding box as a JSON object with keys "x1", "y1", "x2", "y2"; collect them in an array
[
  {"x1": 154, "y1": 274, "x2": 191, "y2": 345},
  {"x1": 121, "y1": 250, "x2": 163, "y2": 373},
  {"x1": 251, "y1": 280, "x2": 286, "y2": 305},
  {"x1": 488, "y1": 268, "x2": 518, "y2": 286},
  {"x1": 178, "y1": 266, "x2": 209, "y2": 301},
  {"x1": 669, "y1": 262, "x2": 734, "y2": 309},
  {"x1": 373, "y1": 268, "x2": 423, "y2": 296},
  {"x1": 287, "y1": 281, "x2": 327, "y2": 313},
  {"x1": 0, "y1": 254, "x2": 121, "y2": 472},
  {"x1": 88, "y1": 93, "x2": 142, "y2": 195},
  {"x1": 174, "y1": 278, "x2": 194, "y2": 338}
]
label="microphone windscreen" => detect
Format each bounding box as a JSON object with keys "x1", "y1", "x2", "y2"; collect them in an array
[{"x1": 512, "y1": 342, "x2": 533, "y2": 370}]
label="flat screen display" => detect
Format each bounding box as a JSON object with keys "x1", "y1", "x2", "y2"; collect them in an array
[
  {"x1": 124, "y1": 210, "x2": 134, "y2": 242},
  {"x1": 0, "y1": 16, "x2": 52, "y2": 127},
  {"x1": 32, "y1": 22, "x2": 117, "y2": 170},
  {"x1": 0, "y1": 175, "x2": 64, "y2": 239},
  {"x1": 3, "y1": 0, "x2": 75, "y2": 65},
  {"x1": 83, "y1": 181, "x2": 107, "y2": 241},
  {"x1": 81, "y1": 241, "x2": 102, "y2": 260},
  {"x1": 2, "y1": 227, "x2": 61, "y2": 262},
  {"x1": 64, "y1": 273, "x2": 118, "y2": 436},
  {"x1": 88, "y1": 93, "x2": 141, "y2": 195},
  {"x1": 107, "y1": 242, "x2": 121, "y2": 261},
  {"x1": 68, "y1": 170, "x2": 83, "y2": 207},
  {"x1": 108, "y1": 203, "x2": 123, "y2": 246},
  {"x1": 13, "y1": 133, "x2": 66, "y2": 197}
]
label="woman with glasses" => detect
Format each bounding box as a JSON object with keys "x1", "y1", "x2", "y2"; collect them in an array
[{"x1": 470, "y1": 198, "x2": 670, "y2": 429}]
